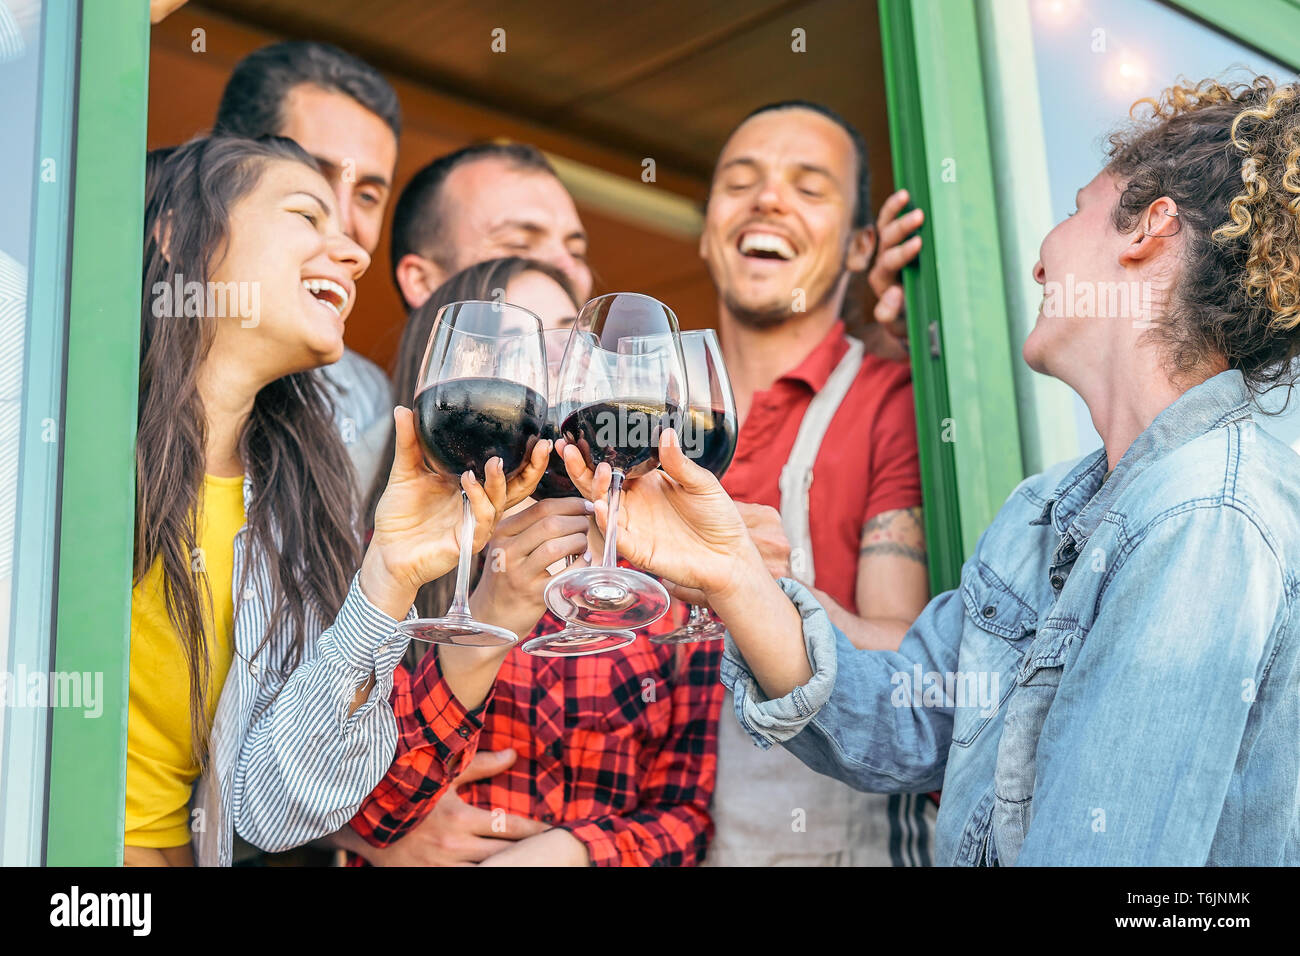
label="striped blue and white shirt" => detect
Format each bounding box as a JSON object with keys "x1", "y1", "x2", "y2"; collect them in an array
[{"x1": 192, "y1": 477, "x2": 411, "y2": 867}]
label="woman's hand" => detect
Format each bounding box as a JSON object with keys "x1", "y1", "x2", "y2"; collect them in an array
[
  {"x1": 361, "y1": 407, "x2": 550, "y2": 616},
  {"x1": 564, "y1": 428, "x2": 812, "y2": 700},
  {"x1": 467, "y1": 497, "x2": 594, "y2": 638},
  {"x1": 557, "y1": 427, "x2": 763, "y2": 602}
]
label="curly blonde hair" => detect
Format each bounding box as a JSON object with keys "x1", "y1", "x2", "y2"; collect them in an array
[{"x1": 1107, "y1": 76, "x2": 1300, "y2": 391}]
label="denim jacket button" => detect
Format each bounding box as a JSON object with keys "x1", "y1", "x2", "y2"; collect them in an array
[
  {"x1": 1050, "y1": 574, "x2": 1064, "y2": 590},
  {"x1": 981, "y1": 605, "x2": 997, "y2": 619}
]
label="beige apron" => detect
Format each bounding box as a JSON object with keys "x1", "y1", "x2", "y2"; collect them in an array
[{"x1": 705, "y1": 337, "x2": 935, "y2": 866}]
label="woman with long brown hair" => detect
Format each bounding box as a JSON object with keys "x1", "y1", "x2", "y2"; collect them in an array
[{"x1": 127, "y1": 137, "x2": 547, "y2": 866}]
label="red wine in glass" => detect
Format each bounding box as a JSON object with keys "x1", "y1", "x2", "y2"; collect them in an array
[
  {"x1": 543, "y1": 293, "x2": 687, "y2": 632},
  {"x1": 396, "y1": 300, "x2": 548, "y2": 647},
  {"x1": 651, "y1": 329, "x2": 739, "y2": 646}
]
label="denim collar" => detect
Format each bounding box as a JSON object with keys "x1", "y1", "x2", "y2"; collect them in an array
[{"x1": 1031, "y1": 369, "x2": 1253, "y2": 543}]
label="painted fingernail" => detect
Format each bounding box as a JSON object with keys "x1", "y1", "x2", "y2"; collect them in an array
[
  {"x1": 583, "y1": 499, "x2": 595, "y2": 514},
  {"x1": 583, "y1": 550, "x2": 592, "y2": 563}
]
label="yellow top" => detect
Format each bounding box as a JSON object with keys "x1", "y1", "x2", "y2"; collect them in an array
[{"x1": 124, "y1": 474, "x2": 245, "y2": 848}]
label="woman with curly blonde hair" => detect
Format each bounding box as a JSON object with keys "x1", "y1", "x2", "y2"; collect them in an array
[{"x1": 553, "y1": 76, "x2": 1300, "y2": 865}]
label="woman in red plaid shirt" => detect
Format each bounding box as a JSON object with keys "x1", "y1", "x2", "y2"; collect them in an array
[{"x1": 338, "y1": 258, "x2": 724, "y2": 866}]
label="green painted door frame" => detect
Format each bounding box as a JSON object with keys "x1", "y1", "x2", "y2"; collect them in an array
[
  {"x1": 1169, "y1": 0, "x2": 1300, "y2": 65},
  {"x1": 44, "y1": 0, "x2": 149, "y2": 866},
  {"x1": 878, "y1": 0, "x2": 1024, "y2": 593}
]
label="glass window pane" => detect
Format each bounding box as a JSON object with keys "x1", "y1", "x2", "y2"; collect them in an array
[{"x1": 0, "y1": 0, "x2": 76, "y2": 865}]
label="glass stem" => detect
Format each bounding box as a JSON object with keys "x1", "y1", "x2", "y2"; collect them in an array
[
  {"x1": 447, "y1": 489, "x2": 475, "y2": 618},
  {"x1": 600, "y1": 469, "x2": 624, "y2": 569},
  {"x1": 687, "y1": 603, "x2": 709, "y2": 624}
]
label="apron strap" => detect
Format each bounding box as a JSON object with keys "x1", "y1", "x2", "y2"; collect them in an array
[{"x1": 777, "y1": 336, "x2": 865, "y2": 587}]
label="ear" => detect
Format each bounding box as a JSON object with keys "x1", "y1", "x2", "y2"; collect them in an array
[
  {"x1": 395, "y1": 253, "x2": 444, "y2": 310},
  {"x1": 845, "y1": 223, "x2": 876, "y2": 274},
  {"x1": 152, "y1": 210, "x2": 174, "y2": 264},
  {"x1": 1119, "y1": 196, "x2": 1180, "y2": 266}
]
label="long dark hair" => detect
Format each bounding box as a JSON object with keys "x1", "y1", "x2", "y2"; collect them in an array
[
  {"x1": 369, "y1": 256, "x2": 577, "y2": 619},
  {"x1": 139, "y1": 135, "x2": 361, "y2": 762}
]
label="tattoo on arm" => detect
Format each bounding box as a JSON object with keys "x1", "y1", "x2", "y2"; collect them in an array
[{"x1": 860, "y1": 506, "x2": 927, "y2": 565}]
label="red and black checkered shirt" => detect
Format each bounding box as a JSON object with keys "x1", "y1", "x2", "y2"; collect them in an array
[{"x1": 350, "y1": 603, "x2": 724, "y2": 866}]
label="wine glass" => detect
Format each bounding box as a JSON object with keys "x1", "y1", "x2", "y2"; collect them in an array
[
  {"x1": 396, "y1": 300, "x2": 548, "y2": 647},
  {"x1": 543, "y1": 293, "x2": 686, "y2": 631},
  {"x1": 523, "y1": 327, "x2": 637, "y2": 657},
  {"x1": 530, "y1": 328, "x2": 584, "y2": 502},
  {"x1": 650, "y1": 329, "x2": 738, "y2": 644}
]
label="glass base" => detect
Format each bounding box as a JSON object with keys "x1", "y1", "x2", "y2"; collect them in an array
[
  {"x1": 396, "y1": 615, "x2": 519, "y2": 647},
  {"x1": 544, "y1": 565, "x2": 670, "y2": 631},
  {"x1": 650, "y1": 617, "x2": 727, "y2": 645},
  {"x1": 522, "y1": 627, "x2": 637, "y2": 658}
]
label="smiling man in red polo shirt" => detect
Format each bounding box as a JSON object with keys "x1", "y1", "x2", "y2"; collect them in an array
[{"x1": 700, "y1": 100, "x2": 934, "y2": 867}]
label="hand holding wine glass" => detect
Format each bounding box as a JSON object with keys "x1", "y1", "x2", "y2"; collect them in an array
[
  {"x1": 543, "y1": 292, "x2": 689, "y2": 630},
  {"x1": 523, "y1": 324, "x2": 637, "y2": 656},
  {"x1": 361, "y1": 405, "x2": 550, "y2": 617},
  {"x1": 555, "y1": 427, "x2": 764, "y2": 604},
  {"x1": 467, "y1": 496, "x2": 594, "y2": 641},
  {"x1": 396, "y1": 300, "x2": 551, "y2": 647},
  {"x1": 651, "y1": 328, "x2": 737, "y2": 644},
  {"x1": 560, "y1": 426, "x2": 813, "y2": 700}
]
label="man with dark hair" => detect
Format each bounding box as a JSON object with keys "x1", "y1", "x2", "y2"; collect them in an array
[
  {"x1": 388, "y1": 142, "x2": 592, "y2": 310},
  {"x1": 213, "y1": 41, "x2": 400, "y2": 487},
  {"x1": 699, "y1": 100, "x2": 935, "y2": 866}
]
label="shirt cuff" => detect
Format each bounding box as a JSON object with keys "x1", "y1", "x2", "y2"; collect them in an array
[
  {"x1": 403, "y1": 646, "x2": 494, "y2": 764},
  {"x1": 320, "y1": 571, "x2": 411, "y2": 675},
  {"x1": 555, "y1": 819, "x2": 619, "y2": 867},
  {"x1": 720, "y1": 577, "x2": 839, "y2": 748}
]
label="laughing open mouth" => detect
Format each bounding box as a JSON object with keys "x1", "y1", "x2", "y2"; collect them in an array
[
  {"x1": 302, "y1": 277, "x2": 348, "y2": 317},
  {"x1": 737, "y1": 230, "x2": 796, "y2": 261}
]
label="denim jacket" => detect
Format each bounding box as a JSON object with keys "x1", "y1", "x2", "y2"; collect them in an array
[{"x1": 722, "y1": 370, "x2": 1300, "y2": 865}]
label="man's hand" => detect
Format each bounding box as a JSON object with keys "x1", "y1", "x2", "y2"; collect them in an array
[
  {"x1": 734, "y1": 502, "x2": 792, "y2": 579},
  {"x1": 866, "y1": 189, "x2": 925, "y2": 344},
  {"x1": 556, "y1": 430, "x2": 760, "y2": 600},
  {"x1": 351, "y1": 749, "x2": 546, "y2": 866}
]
